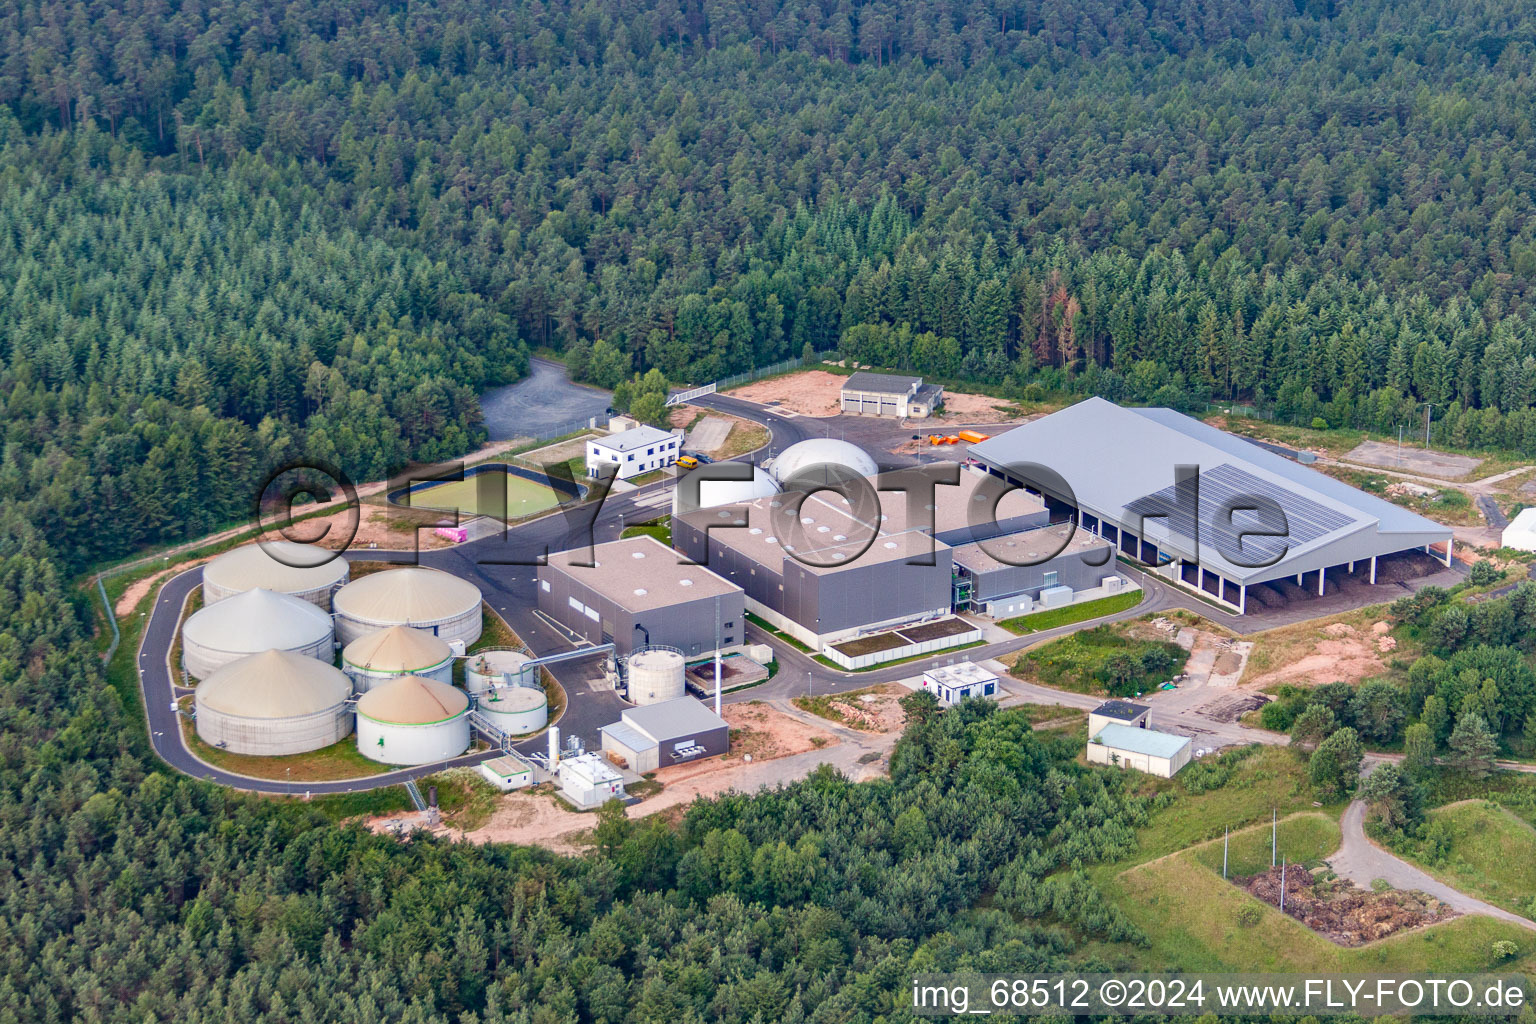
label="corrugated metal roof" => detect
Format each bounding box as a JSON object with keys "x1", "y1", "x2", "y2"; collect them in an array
[
  {"x1": 601, "y1": 721, "x2": 656, "y2": 752},
  {"x1": 843, "y1": 371, "x2": 921, "y2": 395},
  {"x1": 1092, "y1": 724, "x2": 1190, "y2": 759},
  {"x1": 196, "y1": 649, "x2": 350, "y2": 718},
  {"x1": 333, "y1": 568, "x2": 481, "y2": 622},
  {"x1": 620, "y1": 696, "x2": 727, "y2": 743},
  {"x1": 968, "y1": 398, "x2": 1451, "y2": 585}
]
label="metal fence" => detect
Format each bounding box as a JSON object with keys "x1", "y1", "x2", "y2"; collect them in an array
[{"x1": 711, "y1": 355, "x2": 805, "y2": 392}]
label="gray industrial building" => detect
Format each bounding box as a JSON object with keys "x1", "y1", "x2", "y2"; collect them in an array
[
  {"x1": 840, "y1": 371, "x2": 944, "y2": 418},
  {"x1": 968, "y1": 397, "x2": 1455, "y2": 613},
  {"x1": 538, "y1": 535, "x2": 745, "y2": 658},
  {"x1": 951, "y1": 523, "x2": 1120, "y2": 617},
  {"x1": 600, "y1": 696, "x2": 730, "y2": 773},
  {"x1": 673, "y1": 468, "x2": 1059, "y2": 646}
]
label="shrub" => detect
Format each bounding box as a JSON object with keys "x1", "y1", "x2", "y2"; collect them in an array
[
  {"x1": 1236, "y1": 904, "x2": 1263, "y2": 927},
  {"x1": 1493, "y1": 940, "x2": 1519, "y2": 960}
]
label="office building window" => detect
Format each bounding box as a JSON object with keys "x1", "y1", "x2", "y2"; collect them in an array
[{"x1": 1043, "y1": 571, "x2": 1059, "y2": 588}]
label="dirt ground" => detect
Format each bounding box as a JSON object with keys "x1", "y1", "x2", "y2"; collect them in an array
[
  {"x1": 288, "y1": 507, "x2": 458, "y2": 552},
  {"x1": 933, "y1": 390, "x2": 1021, "y2": 424},
  {"x1": 1344, "y1": 440, "x2": 1483, "y2": 479},
  {"x1": 1247, "y1": 620, "x2": 1393, "y2": 688},
  {"x1": 727, "y1": 370, "x2": 848, "y2": 416},
  {"x1": 116, "y1": 559, "x2": 212, "y2": 616},
  {"x1": 1239, "y1": 865, "x2": 1458, "y2": 945}
]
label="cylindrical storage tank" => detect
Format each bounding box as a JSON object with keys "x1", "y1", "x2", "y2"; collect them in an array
[
  {"x1": 355, "y1": 675, "x2": 471, "y2": 765},
  {"x1": 182, "y1": 588, "x2": 335, "y2": 680},
  {"x1": 332, "y1": 567, "x2": 482, "y2": 646},
  {"x1": 768, "y1": 438, "x2": 880, "y2": 487},
  {"x1": 672, "y1": 464, "x2": 781, "y2": 517},
  {"x1": 464, "y1": 648, "x2": 537, "y2": 696},
  {"x1": 626, "y1": 648, "x2": 686, "y2": 705},
  {"x1": 477, "y1": 684, "x2": 548, "y2": 736},
  {"x1": 194, "y1": 649, "x2": 352, "y2": 755},
  {"x1": 202, "y1": 541, "x2": 350, "y2": 609},
  {"x1": 342, "y1": 625, "x2": 455, "y2": 692}
]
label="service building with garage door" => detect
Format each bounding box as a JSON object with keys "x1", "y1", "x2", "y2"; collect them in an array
[
  {"x1": 839, "y1": 371, "x2": 944, "y2": 418},
  {"x1": 537, "y1": 535, "x2": 744, "y2": 658},
  {"x1": 600, "y1": 697, "x2": 730, "y2": 773}
]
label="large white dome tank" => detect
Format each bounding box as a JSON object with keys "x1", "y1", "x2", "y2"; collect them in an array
[
  {"x1": 202, "y1": 541, "x2": 350, "y2": 609},
  {"x1": 626, "y1": 647, "x2": 687, "y2": 705},
  {"x1": 332, "y1": 567, "x2": 482, "y2": 646},
  {"x1": 355, "y1": 675, "x2": 471, "y2": 765},
  {"x1": 194, "y1": 649, "x2": 353, "y2": 756},
  {"x1": 181, "y1": 588, "x2": 335, "y2": 680},
  {"x1": 769, "y1": 438, "x2": 880, "y2": 487},
  {"x1": 672, "y1": 464, "x2": 781, "y2": 516},
  {"x1": 342, "y1": 625, "x2": 455, "y2": 692}
]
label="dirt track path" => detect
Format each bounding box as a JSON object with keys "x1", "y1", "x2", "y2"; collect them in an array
[{"x1": 1327, "y1": 766, "x2": 1536, "y2": 931}]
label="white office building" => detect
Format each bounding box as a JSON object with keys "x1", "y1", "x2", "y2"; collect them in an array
[{"x1": 586, "y1": 425, "x2": 684, "y2": 480}]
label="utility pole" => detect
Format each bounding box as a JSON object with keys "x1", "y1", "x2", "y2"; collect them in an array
[
  {"x1": 1420, "y1": 402, "x2": 1435, "y2": 449},
  {"x1": 1397, "y1": 424, "x2": 1403, "y2": 465},
  {"x1": 1272, "y1": 808, "x2": 1277, "y2": 868},
  {"x1": 1223, "y1": 827, "x2": 1229, "y2": 879},
  {"x1": 713, "y1": 595, "x2": 722, "y2": 716}
]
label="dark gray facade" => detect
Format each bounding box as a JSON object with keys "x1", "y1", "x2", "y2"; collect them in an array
[
  {"x1": 955, "y1": 546, "x2": 1115, "y2": 605},
  {"x1": 674, "y1": 516, "x2": 952, "y2": 639},
  {"x1": 536, "y1": 565, "x2": 744, "y2": 659}
]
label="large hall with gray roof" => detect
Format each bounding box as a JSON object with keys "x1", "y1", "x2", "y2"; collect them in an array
[{"x1": 967, "y1": 398, "x2": 1455, "y2": 614}]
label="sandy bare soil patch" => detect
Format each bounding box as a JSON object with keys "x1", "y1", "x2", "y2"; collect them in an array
[
  {"x1": 935, "y1": 390, "x2": 1020, "y2": 424},
  {"x1": 728, "y1": 370, "x2": 847, "y2": 416},
  {"x1": 722, "y1": 701, "x2": 840, "y2": 760},
  {"x1": 116, "y1": 560, "x2": 212, "y2": 616},
  {"x1": 1249, "y1": 623, "x2": 1387, "y2": 688},
  {"x1": 1344, "y1": 440, "x2": 1483, "y2": 479}
]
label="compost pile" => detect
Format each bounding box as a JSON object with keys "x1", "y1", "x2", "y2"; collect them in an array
[{"x1": 1238, "y1": 866, "x2": 1458, "y2": 945}]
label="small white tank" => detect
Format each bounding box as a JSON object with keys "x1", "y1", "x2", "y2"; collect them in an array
[
  {"x1": 626, "y1": 648, "x2": 686, "y2": 705},
  {"x1": 464, "y1": 648, "x2": 536, "y2": 695},
  {"x1": 477, "y1": 684, "x2": 549, "y2": 735}
]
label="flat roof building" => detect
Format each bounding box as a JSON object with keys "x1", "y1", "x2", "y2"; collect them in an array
[
  {"x1": 1086, "y1": 723, "x2": 1192, "y2": 777},
  {"x1": 968, "y1": 398, "x2": 1455, "y2": 613},
  {"x1": 586, "y1": 425, "x2": 683, "y2": 480},
  {"x1": 920, "y1": 662, "x2": 1000, "y2": 705},
  {"x1": 538, "y1": 535, "x2": 744, "y2": 658},
  {"x1": 951, "y1": 522, "x2": 1120, "y2": 618},
  {"x1": 1089, "y1": 700, "x2": 1152, "y2": 737},
  {"x1": 600, "y1": 696, "x2": 730, "y2": 773},
  {"x1": 674, "y1": 468, "x2": 1053, "y2": 646}
]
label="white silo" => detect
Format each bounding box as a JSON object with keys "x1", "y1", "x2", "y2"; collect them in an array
[
  {"x1": 768, "y1": 438, "x2": 880, "y2": 487},
  {"x1": 463, "y1": 648, "x2": 538, "y2": 696},
  {"x1": 202, "y1": 541, "x2": 350, "y2": 609},
  {"x1": 332, "y1": 567, "x2": 482, "y2": 646},
  {"x1": 626, "y1": 647, "x2": 687, "y2": 705},
  {"x1": 477, "y1": 684, "x2": 549, "y2": 736},
  {"x1": 355, "y1": 675, "x2": 471, "y2": 765},
  {"x1": 342, "y1": 625, "x2": 455, "y2": 692},
  {"x1": 181, "y1": 588, "x2": 335, "y2": 680},
  {"x1": 194, "y1": 649, "x2": 352, "y2": 755},
  {"x1": 672, "y1": 464, "x2": 781, "y2": 517}
]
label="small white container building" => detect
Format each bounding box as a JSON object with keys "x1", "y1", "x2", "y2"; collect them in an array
[
  {"x1": 559, "y1": 752, "x2": 626, "y2": 809},
  {"x1": 354, "y1": 675, "x2": 471, "y2": 765},
  {"x1": 1502, "y1": 507, "x2": 1536, "y2": 552},
  {"x1": 479, "y1": 753, "x2": 535, "y2": 792},
  {"x1": 586, "y1": 425, "x2": 683, "y2": 480},
  {"x1": 332, "y1": 567, "x2": 483, "y2": 646},
  {"x1": 194, "y1": 649, "x2": 353, "y2": 755},
  {"x1": 181, "y1": 588, "x2": 335, "y2": 680},
  {"x1": 920, "y1": 662, "x2": 1000, "y2": 705},
  {"x1": 202, "y1": 541, "x2": 350, "y2": 609},
  {"x1": 1086, "y1": 724, "x2": 1192, "y2": 778},
  {"x1": 342, "y1": 625, "x2": 455, "y2": 692}
]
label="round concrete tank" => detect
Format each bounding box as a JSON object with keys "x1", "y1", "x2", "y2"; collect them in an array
[
  {"x1": 672, "y1": 464, "x2": 781, "y2": 517},
  {"x1": 769, "y1": 438, "x2": 880, "y2": 487},
  {"x1": 626, "y1": 647, "x2": 686, "y2": 705},
  {"x1": 477, "y1": 684, "x2": 548, "y2": 735},
  {"x1": 202, "y1": 541, "x2": 350, "y2": 609},
  {"x1": 194, "y1": 649, "x2": 352, "y2": 755},
  {"x1": 342, "y1": 625, "x2": 454, "y2": 692},
  {"x1": 332, "y1": 567, "x2": 482, "y2": 646},
  {"x1": 181, "y1": 588, "x2": 335, "y2": 680},
  {"x1": 355, "y1": 675, "x2": 471, "y2": 765},
  {"x1": 464, "y1": 648, "x2": 536, "y2": 696}
]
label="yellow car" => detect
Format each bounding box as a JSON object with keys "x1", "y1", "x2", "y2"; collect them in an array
[{"x1": 676, "y1": 454, "x2": 700, "y2": 470}]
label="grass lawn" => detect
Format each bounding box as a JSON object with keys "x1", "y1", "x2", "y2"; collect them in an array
[
  {"x1": 1010, "y1": 623, "x2": 1186, "y2": 698},
  {"x1": 1314, "y1": 464, "x2": 1479, "y2": 526},
  {"x1": 621, "y1": 518, "x2": 672, "y2": 545},
  {"x1": 1388, "y1": 801, "x2": 1536, "y2": 920},
  {"x1": 1188, "y1": 813, "x2": 1341, "y2": 877},
  {"x1": 182, "y1": 713, "x2": 396, "y2": 781},
  {"x1": 716, "y1": 421, "x2": 770, "y2": 458},
  {"x1": 996, "y1": 590, "x2": 1144, "y2": 634},
  {"x1": 407, "y1": 469, "x2": 563, "y2": 518},
  {"x1": 745, "y1": 611, "x2": 814, "y2": 653}
]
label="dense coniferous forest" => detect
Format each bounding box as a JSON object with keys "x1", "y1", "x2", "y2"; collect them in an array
[
  {"x1": 4, "y1": 1, "x2": 1536, "y2": 1016},
  {"x1": 4, "y1": 0, "x2": 1536, "y2": 568}
]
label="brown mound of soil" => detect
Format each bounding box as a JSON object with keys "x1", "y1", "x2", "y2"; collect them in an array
[{"x1": 1237, "y1": 866, "x2": 1457, "y2": 945}]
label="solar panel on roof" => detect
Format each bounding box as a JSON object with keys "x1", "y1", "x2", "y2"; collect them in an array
[{"x1": 1125, "y1": 463, "x2": 1358, "y2": 566}]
